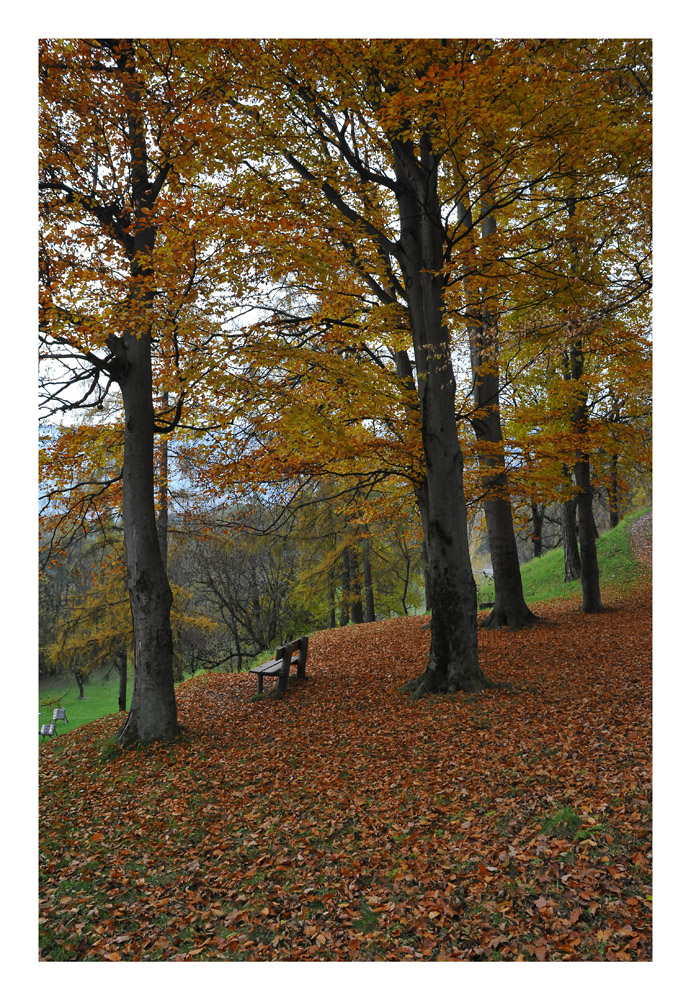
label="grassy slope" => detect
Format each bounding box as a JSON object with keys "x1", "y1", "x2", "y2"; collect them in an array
[
  {"x1": 39, "y1": 509, "x2": 650, "y2": 737},
  {"x1": 477, "y1": 507, "x2": 650, "y2": 609}
]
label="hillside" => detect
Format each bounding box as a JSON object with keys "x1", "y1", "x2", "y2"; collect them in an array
[{"x1": 39, "y1": 523, "x2": 652, "y2": 961}]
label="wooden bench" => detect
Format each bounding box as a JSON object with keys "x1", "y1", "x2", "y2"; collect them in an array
[
  {"x1": 249, "y1": 636, "x2": 308, "y2": 695},
  {"x1": 40, "y1": 723, "x2": 56, "y2": 741},
  {"x1": 52, "y1": 708, "x2": 68, "y2": 724}
]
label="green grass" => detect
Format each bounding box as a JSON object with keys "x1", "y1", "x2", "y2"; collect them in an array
[
  {"x1": 477, "y1": 507, "x2": 650, "y2": 608},
  {"x1": 38, "y1": 668, "x2": 130, "y2": 740},
  {"x1": 38, "y1": 665, "x2": 216, "y2": 742}
]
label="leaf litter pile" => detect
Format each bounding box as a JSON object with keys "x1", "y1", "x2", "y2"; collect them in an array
[{"x1": 39, "y1": 584, "x2": 651, "y2": 961}]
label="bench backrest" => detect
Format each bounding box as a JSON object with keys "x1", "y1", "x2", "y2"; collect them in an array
[{"x1": 275, "y1": 636, "x2": 308, "y2": 675}]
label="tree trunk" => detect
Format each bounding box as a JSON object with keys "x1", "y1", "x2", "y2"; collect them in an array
[
  {"x1": 400, "y1": 544, "x2": 411, "y2": 616},
  {"x1": 466, "y1": 200, "x2": 535, "y2": 629},
  {"x1": 74, "y1": 669, "x2": 85, "y2": 700},
  {"x1": 350, "y1": 545, "x2": 364, "y2": 624},
  {"x1": 116, "y1": 332, "x2": 179, "y2": 743},
  {"x1": 531, "y1": 502, "x2": 545, "y2": 558},
  {"x1": 562, "y1": 495, "x2": 582, "y2": 582},
  {"x1": 392, "y1": 133, "x2": 487, "y2": 695},
  {"x1": 114, "y1": 41, "x2": 179, "y2": 743},
  {"x1": 567, "y1": 342, "x2": 603, "y2": 613},
  {"x1": 361, "y1": 527, "x2": 376, "y2": 622},
  {"x1": 340, "y1": 545, "x2": 351, "y2": 626},
  {"x1": 575, "y1": 457, "x2": 603, "y2": 612},
  {"x1": 562, "y1": 197, "x2": 601, "y2": 612},
  {"x1": 328, "y1": 564, "x2": 337, "y2": 629}
]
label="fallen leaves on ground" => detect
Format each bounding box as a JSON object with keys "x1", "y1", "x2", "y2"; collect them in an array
[{"x1": 39, "y1": 585, "x2": 652, "y2": 961}]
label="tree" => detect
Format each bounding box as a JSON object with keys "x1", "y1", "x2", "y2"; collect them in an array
[{"x1": 39, "y1": 39, "x2": 243, "y2": 741}]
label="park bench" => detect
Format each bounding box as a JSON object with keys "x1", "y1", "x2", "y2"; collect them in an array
[
  {"x1": 52, "y1": 708, "x2": 68, "y2": 724},
  {"x1": 40, "y1": 723, "x2": 56, "y2": 741},
  {"x1": 249, "y1": 636, "x2": 308, "y2": 695}
]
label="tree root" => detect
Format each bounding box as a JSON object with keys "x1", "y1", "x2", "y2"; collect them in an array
[
  {"x1": 481, "y1": 606, "x2": 540, "y2": 630},
  {"x1": 403, "y1": 671, "x2": 506, "y2": 701}
]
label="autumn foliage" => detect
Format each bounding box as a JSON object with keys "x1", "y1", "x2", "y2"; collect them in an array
[{"x1": 39, "y1": 574, "x2": 651, "y2": 962}]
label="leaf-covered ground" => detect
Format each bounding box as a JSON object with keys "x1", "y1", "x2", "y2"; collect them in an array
[{"x1": 39, "y1": 584, "x2": 652, "y2": 962}]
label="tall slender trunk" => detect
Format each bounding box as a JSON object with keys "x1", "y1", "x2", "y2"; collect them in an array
[
  {"x1": 340, "y1": 545, "x2": 351, "y2": 627},
  {"x1": 563, "y1": 196, "x2": 602, "y2": 613},
  {"x1": 361, "y1": 526, "x2": 376, "y2": 622},
  {"x1": 392, "y1": 133, "x2": 487, "y2": 695},
  {"x1": 399, "y1": 541, "x2": 411, "y2": 616},
  {"x1": 328, "y1": 562, "x2": 337, "y2": 629},
  {"x1": 566, "y1": 341, "x2": 603, "y2": 613},
  {"x1": 350, "y1": 545, "x2": 364, "y2": 624},
  {"x1": 465, "y1": 192, "x2": 535, "y2": 628}
]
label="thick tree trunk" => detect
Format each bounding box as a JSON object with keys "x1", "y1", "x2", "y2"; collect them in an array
[
  {"x1": 361, "y1": 527, "x2": 376, "y2": 622},
  {"x1": 112, "y1": 40, "x2": 179, "y2": 744},
  {"x1": 392, "y1": 134, "x2": 487, "y2": 695},
  {"x1": 116, "y1": 334, "x2": 179, "y2": 743},
  {"x1": 562, "y1": 495, "x2": 582, "y2": 582},
  {"x1": 574, "y1": 453, "x2": 603, "y2": 612}
]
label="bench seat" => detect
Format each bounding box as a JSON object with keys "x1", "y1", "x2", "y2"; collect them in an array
[{"x1": 248, "y1": 638, "x2": 307, "y2": 695}]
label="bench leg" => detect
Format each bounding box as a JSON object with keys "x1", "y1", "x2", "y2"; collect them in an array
[
  {"x1": 278, "y1": 671, "x2": 287, "y2": 695},
  {"x1": 257, "y1": 673, "x2": 264, "y2": 694}
]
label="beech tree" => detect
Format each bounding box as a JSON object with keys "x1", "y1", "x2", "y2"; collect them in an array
[{"x1": 39, "y1": 39, "x2": 243, "y2": 741}]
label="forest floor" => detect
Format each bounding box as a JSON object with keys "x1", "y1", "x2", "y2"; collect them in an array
[{"x1": 39, "y1": 553, "x2": 652, "y2": 962}]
